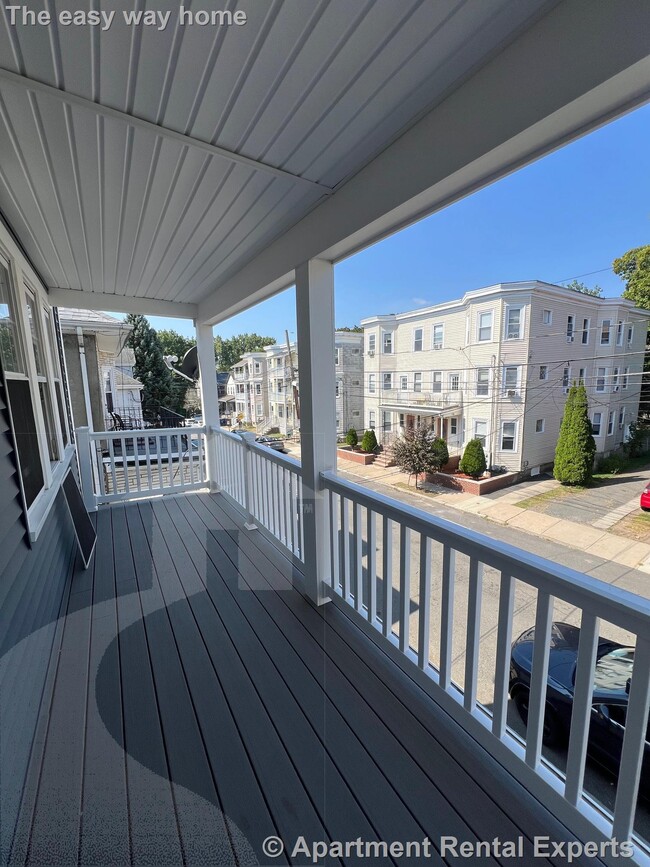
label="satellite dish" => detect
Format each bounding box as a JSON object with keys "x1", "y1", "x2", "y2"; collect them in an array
[{"x1": 164, "y1": 345, "x2": 199, "y2": 383}]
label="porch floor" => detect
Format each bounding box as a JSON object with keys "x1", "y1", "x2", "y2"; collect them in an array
[{"x1": 11, "y1": 492, "x2": 579, "y2": 866}]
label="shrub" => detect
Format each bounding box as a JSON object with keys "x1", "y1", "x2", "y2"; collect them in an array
[
  {"x1": 345, "y1": 427, "x2": 358, "y2": 448},
  {"x1": 624, "y1": 420, "x2": 650, "y2": 458},
  {"x1": 459, "y1": 438, "x2": 487, "y2": 479},
  {"x1": 360, "y1": 428, "x2": 378, "y2": 453},
  {"x1": 430, "y1": 436, "x2": 449, "y2": 471},
  {"x1": 553, "y1": 384, "x2": 596, "y2": 485},
  {"x1": 393, "y1": 425, "x2": 438, "y2": 488},
  {"x1": 596, "y1": 453, "x2": 627, "y2": 475}
]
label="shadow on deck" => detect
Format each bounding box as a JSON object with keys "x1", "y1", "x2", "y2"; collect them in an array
[{"x1": 10, "y1": 492, "x2": 584, "y2": 866}]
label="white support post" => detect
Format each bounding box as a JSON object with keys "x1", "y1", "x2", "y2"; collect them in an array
[
  {"x1": 75, "y1": 426, "x2": 97, "y2": 512},
  {"x1": 196, "y1": 323, "x2": 220, "y2": 491},
  {"x1": 241, "y1": 432, "x2": 258, "y2": 530},
  {"x1": 295, "y1": 259, "x2": 337, "y2": 605}
]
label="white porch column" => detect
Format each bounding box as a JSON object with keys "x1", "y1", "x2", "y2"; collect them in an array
[
  {"x1": 295, "y1": 259, "x2": 336, "y2": 605},
  {"x1": 196, "y1": 323, "x2": 219, "y2": 491}
]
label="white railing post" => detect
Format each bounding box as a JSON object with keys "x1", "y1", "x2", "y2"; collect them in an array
[
  {"x1": 196, "y1": 323, "x2": 220, "y2": 491},
  {"x1": 295, "y1": 258, "x2": 336, "y2": 605},
  {"x1": 75, "y1": 426, "x2": 97, "y2": 512},
  {"x1": 241, "y1": 432, "x2": 257, "y2": 530}
]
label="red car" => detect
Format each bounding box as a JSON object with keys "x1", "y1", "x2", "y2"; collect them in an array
[{"x1": 641, "y1": 485, "x2": 650, "y2": 511}]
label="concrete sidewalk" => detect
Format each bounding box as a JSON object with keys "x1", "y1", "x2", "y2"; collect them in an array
[{"x1": 337, "y1": 461, "x2": 650, "y2": 572}]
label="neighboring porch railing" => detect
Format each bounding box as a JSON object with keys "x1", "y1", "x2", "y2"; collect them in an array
[
  {"x1": 214, "y1": 428, "x2": 305, "y2": 563},
  {"x1": 76, "y1": 425, "x2": 208, "y2": 507},
  {"x1": 321, "y1": 471, "x2": 650, "y2": 855}
]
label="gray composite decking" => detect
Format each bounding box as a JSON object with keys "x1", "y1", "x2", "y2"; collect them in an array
[{"x1": 9, "y1": 491, "x2": 587, "y2": 867}]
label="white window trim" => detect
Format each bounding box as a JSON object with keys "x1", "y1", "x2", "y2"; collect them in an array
[
  {"x1": 502, "y1": 365, "x2": 520, "y2": 393},
  {"x1": 592, "y1": 411, "x2": 603, "y2": 436},
  {"x1": 474, "y1": 419, "x2": 488, "y2": 445},
  {"x1": 499, "y1": 420, "x2": 518, "y2": 452},
  {"x1": 504, "y1": 304, "x2": 524, "y2": 340},
  {"x1": 542, "y1": 309, "x2": 552, "y2": 325},
  {"x1": 581, "y1": 318, "x2": 590, "y2": 345},
  {"x1": 413, "y1": 327, "x2": 424, "y2": 352},
  {"x1": 595, "y1": 367, "x2": 607, "y2": 393},
  {"x1": 382, "y1": 330, "x2": 393, "y2": 354},
  {"x1": 432, "y1": 323, "x2": 444, "y2": 349},
  {"x1": 607, "y1": 411, "x2": 615, "y2": 436},
  {"x1": 399, "y1": 375, "x2": 409, "y2": 391},
  {"x1": 539, "y1": 365, "x2": 548, "y2": 381},
  {"x1": 477, "y1": 310, "x2": 493, "y2": 343},
  {"x1": 535, "y1": 419, "x2": 545, "y2": 434},
  {"x1": 600, "y1": 319, "x2": 612, "y2": 345}
]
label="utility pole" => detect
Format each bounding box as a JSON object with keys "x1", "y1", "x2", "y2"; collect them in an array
[{"x1": 286, "y1": 329, "x2": 300, "y2": 421}]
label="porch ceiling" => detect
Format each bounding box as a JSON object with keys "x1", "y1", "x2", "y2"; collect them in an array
[{"x1": 0, "y1": 0, "x2": 553, "y2": 312}]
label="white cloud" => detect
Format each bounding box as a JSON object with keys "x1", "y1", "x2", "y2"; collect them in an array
[{"x1": 412, "y1": 297, "x2": 429, "y2": 306}]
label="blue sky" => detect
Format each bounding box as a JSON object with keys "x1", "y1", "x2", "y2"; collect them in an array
[{"x1": 139, "y1": 101, "x2": 650, "y2": 342}]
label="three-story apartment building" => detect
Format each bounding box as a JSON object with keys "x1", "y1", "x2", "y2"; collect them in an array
[
  {"x1": 226, "y1": 332, "x2": 364, "y2": 436},
  {"x1": 362, "y1": 281, "x2": 650, "y2": 474}
]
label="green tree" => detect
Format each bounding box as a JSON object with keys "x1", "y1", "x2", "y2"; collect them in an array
[
  {"x1": 564, "y1": 279, "x2": 603, "y2": 297},
  {"x1": 125, "y1": 314, "x2": 173, "y2": 421},
  {"x1": 459, "y1": 438, "x2": 487, "y2": 479},
  {"x1": 360, "y1": 428, "x2": 378, "y2": 453},
  {"x1": 393, "y1": 425, "x2": 440, "y2": 488},
  {"x1": 613, "y1": 244, "x2": 650, "y2": 307},
  {"x1": 336, "y1": 325, "x2": 363, "y2": 333},
  {"x1": 214, "y1": 333, "x2": 277, "y2": 371},
  {"x1": 614, "y1": 245, "x2": 650, "y2": 417},
  {"x1": 553, "y1": 384, "x2": 596, "y2": 485},
  {"x1": 345, "y1": 427, "x2": 358, "y2": 448},
  {"x1": 157, "y1": 329, "x2": 196, "y2": 415}
]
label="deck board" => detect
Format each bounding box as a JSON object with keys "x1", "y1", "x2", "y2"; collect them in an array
[{"x1": 14, "y1": 490, "x2": 586, "y2": 867}]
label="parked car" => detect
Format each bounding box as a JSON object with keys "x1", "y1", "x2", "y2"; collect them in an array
[
  {"x1": 255, "y1": 435, "x2": 285, "y2": 452},
  {"x1": 640, "y1": 484, "x2": 650, "y2": 511},
  {"x1": 509, "y1": 622, "x2": 649, "y2": 796}
]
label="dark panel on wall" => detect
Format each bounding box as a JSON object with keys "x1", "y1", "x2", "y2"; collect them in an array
[{"x1": 0, "y1": 376, "x2": 76, "y2": 865}]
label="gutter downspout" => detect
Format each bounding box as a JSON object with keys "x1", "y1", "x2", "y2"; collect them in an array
[{"x1": 76, "y1": 326, "x2": 94, "y2": 431}]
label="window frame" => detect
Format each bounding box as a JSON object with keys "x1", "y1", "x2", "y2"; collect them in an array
[
  {"x1": 595, "y1": 367, "x2": 607, "y2": 393},
  {"x1": 367, "y1": 333, "x2": 376, "y2": 354},
  {"x1": 476, "y1": 367, "x2": 490, "y2": 396},
  {"x1": 503, "y1": 365, "x2": 519, "y2": 393},
  {"x1": 399, "y1": 374, "x2": 408, "y2": 391},
  {"x1": 504, "y1": 305, "x2": 523, "y2": 340},
  {"x1": 592, "y1": 411, "x2": 602, "y2": 436},
  {"x1": 542, "y1": 309, "x2": 552, "y2": 325},
  {"x1": 500, "y1": 420, "x2": 518, "y2": 451},
  {"x1": 368, "y1": 373, "x2": 376, "y2": 393},
  {"x1": 607, "y1": 411, "x2": 615, "y2": 436},
  {"x1": 600, "y1": 319, "x2": 611, "y2": 345},
  {"x1": 413, "y1": 372, "x2": 422, "y2": 392},
  {"x1": 432, "y1": 323, "x2": 444, "y2": 349},
  {"x1": 449, "y1": 372, "x2": 460, "y2": 391},
  {"x1": 382, "y1": 331, "x2": 393, "y2": 354},
  {"x1": 581, "y1": 318, "x2": 590, "y2": 345},
  {"x1": 539, "y1": 365, "x2": 548, "y2": 381},
  {"x1": 474, "y1": 419, "x2": 488, "y2": 446},
  {"x1": 431, "y1": 370, "x2": 442, "y2": 393},
  {"x1": 382, "y1": 371, "x2": 393, "y2": 390},
  {"x1": 535, "y1": 419, "x2": 545, "y2": 434},
  {"x1": 477, "y1": 310, "x2": 493, "y2": 342},
  {"x1": 413, "y1": 327, "x2": 423, "y2": 352}
]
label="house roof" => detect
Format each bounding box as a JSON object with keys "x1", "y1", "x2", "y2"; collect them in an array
[{"x1": 58, "y1": 308, "x2": 128, "y2": 333}]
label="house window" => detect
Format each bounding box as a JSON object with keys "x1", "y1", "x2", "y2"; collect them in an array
[
  {"x1": 352, "y1": 379, "x2": 360, "y2": 386},
  {"x1": 382, "y1": 411, "x2": 392, "y2": 432},
  {"x1": 535, "y1": 419, "x2": 545, "y2": 433},
  {"x1": 581, "y1": 318, "x2": 590, "y2": 344},
  {"x1": 335, "y1": 347, "x2": 340, "y2": 365},
  {"x1": 616, "y1": 321, "x2": 624, "y2": 347},
  {"x1": 542, "y1": 309, "x2": 552, "y2": 325},
  {"x1": 592, "y1": 412, "x2": 602, "y2": 436},
  {"x1": 596, "y1": 367, "x2": 606, "y2": 392},
  {"x1": 623, "y1": 367, "x2": 629, "y2": 389},
  {"x1": 503, "y1": 366, "x2": 519, "y2": 393},
  {"x1": 400, "y1": 375, "x2": 408, "y2": 391},
  {"x1": 601, "y1": 320, "x2": 611, "y2": 345},
  {"x1": 607, "y1": 411, "x2": 615, "y2": 436},
  {"x1": 450, "y1": 418, "x2": 458, "y2": 436},
  {"x1": 539, "y1": 365, "x2": 548, "y2": 381},
  {"x1": 256, "y1": 403, "x2": 263, "y2": 416},
  {"x1": 413, "y1": 372, "x2": 422, "y2": 392},
  {"x1": 382, "y1": 372, "x2": 392, "y2": 390},
  {"x1": 335, "y1": 381, "x2": 340, "y2": 397},
  {"x1": 449, "y1": 373, "x2": 460, "y2": 391},
  {"x1": 413, "y1": 328, "x2": 423, "y2": 352},
  {"x1": 367, "y1": 333, "x2": 376, "y2": 354},
  {"x1": 505, "y1": 306, "x2": 522, "y2": 339},
  {"x1": 278, "y1": 405, "x2": 284, "y2": 418},
  {"x1": 431, "y1": 371, "x2": 442, "y2": 393},
  {"x1": 612, "y1": 367, "x2": 620, "y2": 390},
  {"x1": 432, "y1": 324, "x2": 443, "y2": 349},
  {"x1": 399, "y1": 413, "x2": 405, "y2": 427},
  {"x1": 501, "y1": 421, "x2": 517, "y2": 451},
  {"x1": 627, "y1": 324, "x2": 634, "y2": 344},
  {"x1": 578, "y1": 368, "x2": 586, "y2": 385},
  {"x1": 0, "y1": 261, "x2": 44, "y2": 508},
  {"x1": 566, "y1": 315, "x2": 575, "y2": 341},
  {"x1": 562, "y1": 367, "x2": 570, "y2": 389},
  {"x1": 477, "y1": 311, "x2": 493, "y2": 342},
  {"x1": 474, "y1": 420, "x2": 487, "y2": 446},
  {"x1": 254, "y1": 361, "x2": 261, "y2": 373},
  {"x1": 256, "y1": 383, "x2": 261, "y2": 394},
  {"x1": 382, "y1": 332, "x2": 393, "y2": 354},
  {"x1": 369, "y1": 411, "x2": 376, "y2": 429},
  {"x1": 369, "y1": 373, "x2": 376, "y2": 393},
  {"x1": 476, "y1": 368, "x2": 489, "y2": 396},
  {"x1": 25, "y1": 288, "x2": 59, "y2": 462},
  {"x1": 619, "y1": 407, "x2": 626, "y2": 429}
]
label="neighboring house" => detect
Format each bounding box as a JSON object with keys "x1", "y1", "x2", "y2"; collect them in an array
[
  {"x1": 58, "y1": 308, "x2": 143, "y2": 430},
  {"x1": 225, "y1": 333, "x2": 363, "y2": 436},
  {"x1": 362, "y1": 281, "x2": 650, "y2": 474}
]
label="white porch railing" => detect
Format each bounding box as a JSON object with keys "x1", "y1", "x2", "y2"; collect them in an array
[
  {"x1": 321, "y1": 471, "x2": 650, "y2": 856},
  {"x1": 76, "y1": 425, "x2": 208, "y2": 508},
  {"x1": 214, "y1": 428, "x2": 304, "y2": 563}
]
